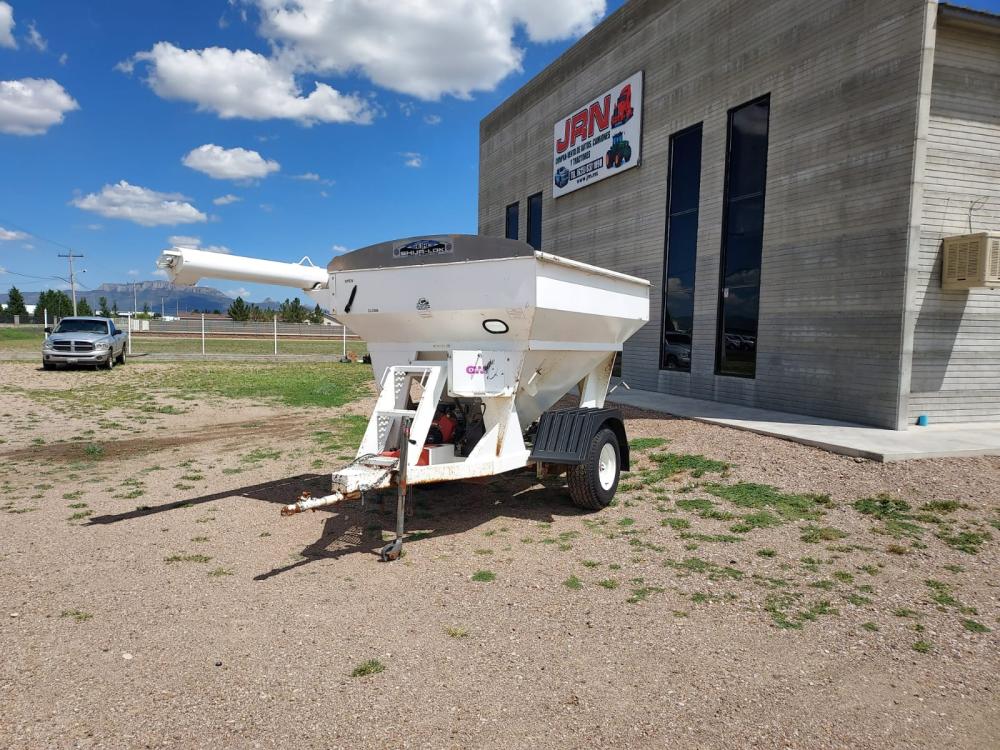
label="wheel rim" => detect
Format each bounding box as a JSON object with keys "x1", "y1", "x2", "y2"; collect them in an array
[{"x1": 598, "y1": 442, "x2": 617, "y2": 491}]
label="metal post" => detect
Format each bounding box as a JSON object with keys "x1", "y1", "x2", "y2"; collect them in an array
[
  {"x1": 380, "y1": 417, "x2": 411, "y2": 562},
  {"x1": 342, "y1": 322, "x2": 347, "y2": 358},
  {"x1": 127, "y1": 315, "x2": 132, "y2": 355},
  {"x1": 201, "y1": 313, "x2": 205, "y2": 355},
  {"x1": 44, "y1": 308, "x2": 48, "y2": 334},
  {"x1": 59, "y1": 251, "x2": 83, "y2": 317},
  {"x1": 273, "y1": 315, "x2": 278, "y2": 355}
]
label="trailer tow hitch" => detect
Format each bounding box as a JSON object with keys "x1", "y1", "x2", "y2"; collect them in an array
[
  {"x1": 379, "y1": 418, "x2": 412, "y2": 562},
  {"x1": 281, "y1": 490, "x2": 346, "y2": 516}
]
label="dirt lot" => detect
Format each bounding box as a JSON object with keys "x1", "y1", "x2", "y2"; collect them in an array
[{"x1": 0, "y1": 361, "x2": 997, "y2": 749}]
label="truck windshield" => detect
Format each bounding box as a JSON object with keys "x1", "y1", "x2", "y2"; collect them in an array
[{"x1": 54, "y1": 319, "x2": 109, "y2": 334}]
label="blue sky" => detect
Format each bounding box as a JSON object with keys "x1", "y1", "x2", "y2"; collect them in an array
[{"x1": 0, "y1": 0, "x2": 996, "y2": 304}]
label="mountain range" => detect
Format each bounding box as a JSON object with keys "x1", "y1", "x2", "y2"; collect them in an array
[{"x1": 1, "y1": 281, "x2": 282, "y2": 313}]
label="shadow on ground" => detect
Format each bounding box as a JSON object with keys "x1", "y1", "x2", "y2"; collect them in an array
[{"x1": 86, "y1": 470, "x2": 587, "y2": 578}]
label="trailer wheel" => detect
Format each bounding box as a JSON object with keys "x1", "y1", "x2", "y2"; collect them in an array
[{"x1": 567, "y1": 427, "x2": 620, "y2": 510}]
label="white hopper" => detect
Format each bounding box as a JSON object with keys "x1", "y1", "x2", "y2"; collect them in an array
[{"x1": 158, "y1": 235, "x2": 649, "y2": 560}]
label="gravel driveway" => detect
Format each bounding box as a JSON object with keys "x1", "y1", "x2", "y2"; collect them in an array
[{"x1": 0, "y1": 362, "x2": 996, "y2": 749}]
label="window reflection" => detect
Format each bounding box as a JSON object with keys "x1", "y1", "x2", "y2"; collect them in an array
[{"x1": 661, "y1": 124, "x2": 703, "y2": 371}]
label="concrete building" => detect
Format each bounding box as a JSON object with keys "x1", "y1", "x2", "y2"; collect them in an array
[{"x1": 479, "y1": 0, "x2": 999, "y2": 429}]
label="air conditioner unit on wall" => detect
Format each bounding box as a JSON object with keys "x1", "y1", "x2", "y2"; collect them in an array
[{"x1": 941, "y1": 232, "x2": 1000, "y2": 291}]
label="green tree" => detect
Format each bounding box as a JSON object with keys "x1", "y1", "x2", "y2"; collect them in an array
[
  {"x1": 278, "y1": 297, "x2": 308, "y2": 323},
  {"x1": 250, "y1": 304, "x2": 270, "y2": 322},
  {"x1": 112, "y1": 300, "x2": 119, "y2": 315},
  {"x1": 34, "y1": 289, "x2": 73, "y2": 322},
  {"x1": 6, "y1": 286, "x2": 27, "y2": 317},
  {"x1": 97, "y1": 297, "x2": 110, "y2": 317},
  {"x1": 308, "y1": 303, "x2": 325, "y2": 325},
  {"x1": 142, "y1": 302, "x2": 150, "y2": 314},
  {"x1": 227, "y1": 296, "x2": 251, "y2": 321},
  {"x1": 77, "y1": 298, "x2": 94, "y2": 316}
]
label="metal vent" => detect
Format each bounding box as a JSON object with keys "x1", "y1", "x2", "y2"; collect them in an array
[{"x1": 990, "y1": 239, "x2": 1000, "y2": 282}]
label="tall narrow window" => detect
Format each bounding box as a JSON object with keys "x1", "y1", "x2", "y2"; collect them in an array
[
  {"x1": 660, "y1": 124, "x2": 703, "y2": 371},
  {"x1": 505, "y1": 202, "x2": 519, "y2": 241},
  {"x1": 717, "y1": 95, "x2": 770, "y2": 377},
  {"x1": 526, "y1": 192, "x2": 543, "y2": 250}
]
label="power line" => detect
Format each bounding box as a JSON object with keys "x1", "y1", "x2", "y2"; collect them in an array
[{"x1": 58, "y1": 252, "x2": 84, "y2": 316}]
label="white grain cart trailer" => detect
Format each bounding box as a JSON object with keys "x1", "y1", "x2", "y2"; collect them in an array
[{"x1": 158, "y1": 236, "x2": 649, "y2": 560}]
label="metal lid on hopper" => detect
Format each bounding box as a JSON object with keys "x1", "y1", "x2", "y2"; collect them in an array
[{"x1": 327, "y1": 234, "x2": 534, "y2": 273}]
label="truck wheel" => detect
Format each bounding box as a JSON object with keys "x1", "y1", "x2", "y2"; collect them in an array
[
  {"x1": 104, "y1": 351, "x2": 114, "y2": 370},
  {"x1": 116, "y1": 348, "x2": 126, "y2": 365},
  {"x1": 42, "y1": 361, "x2": 54, "y2": 371},
  {"x1": 567, "y1": 427, "x2": 620, "y2": 510}
]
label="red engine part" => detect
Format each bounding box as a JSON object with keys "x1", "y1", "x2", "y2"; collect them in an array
[
  {"x1": 380, "y1": 446, "x2": 439, "y2": 466},
  {"x1": 434, "y1": 413, "x2": 458, "y2": 443}
]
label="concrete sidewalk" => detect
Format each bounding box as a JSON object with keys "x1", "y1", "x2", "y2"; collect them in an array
[{"x1": 607, "y1": 387, "x2": 1000, "y2": 462}]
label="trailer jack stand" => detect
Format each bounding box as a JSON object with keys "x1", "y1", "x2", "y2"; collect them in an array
[{"x1": 379, "y1": 418, "x2": 412, "y2": 562}]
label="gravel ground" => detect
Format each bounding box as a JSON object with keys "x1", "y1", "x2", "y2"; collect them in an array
[{"x1": 0, "y1": 362, "x2": 997, "y2": 749}]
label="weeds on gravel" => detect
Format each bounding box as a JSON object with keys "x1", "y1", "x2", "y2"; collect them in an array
[
  {"x1": 630, "y1": 437, "x2": 668, "y2": 452},
  {"x1": 165, "y1": 553, "x2": 213, "y2": 564},
  {"x1": 666, "y1": 557, "x2": 742, "y2": 581},
  {"x1": 764, "y1": 592, "x2": 838, "y2": 629},
  {"x1": 60, "y1": 609, "x2": 92, "y2": 622},
  {"x1": 800, "y1": 525, "x2": 848, "y2": 544},
  {"x1": 704, "y1": 483, "x2": 828, "y2": 525},
  {"x1": 853, "y1": 494, "x2": 925, "y2": 539},
  {"x1": 912, "y1": 640, "x2": 932, "y2": 654},
  {"x1": 640, "y1": 453, "x2": 728, "y2": 485},
  {"x1": 756, "y1": 548, "x2": 777, "y2": 558},
  {"x1": 445, "y1": 626, "x2": 468, "y2": 638},
  {"x1": 661, "y1": 517, "x2": 691, "y2": 530},
  {"x1": 67, "y1": 510, "x2": 92, "y2": 522},
  {"x1": 563, "y1": 575, "x2": 583, "y2": 590},
  {"x1": 861, "y1": 622, "x2": 879, "y2": 632},
  {"x1": 351, "y1": 659, "x2": 385, "y2": 677},
  {"x1": 471, "y1": 570, "x2": 496, "y2": 583},
  {"x1": 598, "y1": 579, "x2": 618, "y2": 589},
  {"x1": 961, "y1": 619, "x2": 990, "y2": 633},
  {"x1": 627, "y1": 586, "x2": 664, "y2": 604},
  {"x1": 84, "y1": 443, "x2": 104, "y2": 459},
  {"x1": 936, "y1": 529, "x2": 990, "y2": 555},
  {"x1": 208, "y1": 567, "x2": 233, "y2": 577}
]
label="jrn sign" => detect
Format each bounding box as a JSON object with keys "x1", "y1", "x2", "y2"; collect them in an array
[{"x1": 552, "y1": 71, "x2": 643, "y2": 198}]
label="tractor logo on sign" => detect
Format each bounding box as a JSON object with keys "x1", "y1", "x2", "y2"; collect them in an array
[
  {"x1": 394, "y1": 239, "x2": 453, "y2": 257},
  {"x1": 416, "y1": 298, "x2": 430, "y2": 311}
]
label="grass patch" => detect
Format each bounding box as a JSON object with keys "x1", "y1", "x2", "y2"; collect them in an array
[
  {"x1": 961, "y1": 619, "x2": 990, "y2": 633},
  {"x1": 598, "y1": 578, "x2": 618, "y2": 589},
  {"x1": 471, "y1": 570, "x2": 496, "y2": 583},
  {"x1": 630, "y1": 437, "x2": 668, "y2": 452},
  {"x1": 854, "y1": 494, "x2": 924, "y2": 539},
  {"x1": 936, "y1": 529, "x2": 990, "y2": 555},
  {"x1": 921, "y1": 500, "x2": 962, "y2": 513},
  {"x1": 912, "y1": 640, "x2": 932, "y2": 654},
  {"x1": 241, "y1": 448, "x2": 282, "y2": 464},
  {"x1": 756, "y1": 548, "x2": 777, "y2": 558},
  {"x1": 627, "y1": 586, "x2": 664, "y2": 604},
  {"x1": 351, "y1": 659, "x2": 386, "y2": 677},
  {"x1": 445, "y1": 626, "x2": 468, "y2": 638},
  {"x1": 800, "y1": 525, "x2": 848, "y2": 543},
  {"x1": 563, "y1": 575, "x2": 583, "y2": 590},
  {"x1": 165, "y1": 553, "x2": 213, "y2": 564},
  {"x1": 67, "y1": 510, "x2": 92, "y2": 522},
  {"x1": 83, "y1": 443, "x2": 104, "y2": 459},
  {"x1": 861, "y1": 622, "x2": 879, "y2": 632},
  {"x1": 208, "y1": 567, "x2": 233, "y2": 577},
  {"x1": 666, "y1": 557, "x2": 742, "y2": 581},
  {"x1": 661, "y1": 517, "x2": 691, "y2": 530},
  {"x1": 705, "y1": 482, "x2": 828, "y2": 522},
  {"x1": 60, "y1": 609, "x2": 92, "y2": 623},
  {"x1": 641, "y1": 453, "x2": 728, "y2": 484},
  {"x1": 581, "y1": 560, "x2": 601, "y2": 569}
]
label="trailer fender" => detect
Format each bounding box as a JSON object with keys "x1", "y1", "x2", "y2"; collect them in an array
[{"x1": 528, "y1": 407, "x2": 630, "y2": 472}]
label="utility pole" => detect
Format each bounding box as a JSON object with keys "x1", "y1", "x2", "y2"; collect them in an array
[
  {"x1": 132, "y1": 282, "x2": 138, "y2": 316},
  {"x1": 58, "y1": 251, "x2": 83, "y2": 316},
  {"x1": 161, "y1": 297, "x2": 165, "y2": 318}
]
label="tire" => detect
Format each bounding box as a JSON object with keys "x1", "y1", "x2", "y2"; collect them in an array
[
  {"x1": 116, "y1": 347, "x2": 126, "y2": 365},
  {"x1": 567, "y1": 427, "x2": 621, "y2": 510},
  {"x1": 42, "y1": 361, "x2": 54, "y2": 370},
  {"x1": 104, "y1": 351, "x2": 114, "y2": 370}
]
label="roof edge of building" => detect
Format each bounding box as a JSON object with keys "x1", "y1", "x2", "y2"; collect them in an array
[{"x1": 938, "y1": 3, "x2": 1000, "y2": 34}]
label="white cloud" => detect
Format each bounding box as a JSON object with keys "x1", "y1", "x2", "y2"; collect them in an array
[
  {"x1": 127, "y1": 269, "x2": 140, "y2": 277},
  {"x1": 0, "y1": 226, "x2": 29, "y2": 241},
  {"x1": 331, "y1": 244, "x2": 349, "y2": 254},
  {"x1": 58, "y1": 52, "x2": 68, "y2": 66},
  {"x1": 213, "y1": 193, "x2": 242, "y2": 206},
  {"x1": 0, "y1": 78, "x2": 79, "y2": 135},
  {"x1": 0, "y1": 265, "x2": 6, "y2": 274},
  {"x1": 120, "y1": 42, "x2": 375, "y2": 125},
  {"x1": 85, "y1": 223, "x2": 102, "y2": 230},
  {"x1": 401, "y1": 151, "x2": 422, "y2": 168},
  {"x1": 398, "y1": 101, "x2": 415, "y2": 117},
  {"x1": 152, "y1": 268, "x2": 168, "y2": 278},
  {"x1": 182, "y1": 143, "x2": 280, "y2": 180},
  {"x1": 25, "y1": 21, "x2": 45, "y2": 51},
  {"x1": 423, "y1": 114, "x2": 442, "y2": 125},
  {"x1": 259, "y1": 203, "x2": 273, "y2": 212},
  {"x1": 72, "y1": 181, "x2": 207, "y2": 227},
  {"x1": 224, "y1": 287, "x2": 251, "y2": 299},
  {"x1": 0, "y1": 2, "x2": 15, "y2": 49},
  {"x1": 292, "y1": 172, "x2": 333, "y2": 185},
  {"x1": 167, "y1": 235, "x2": 232, "y2": 254},
  {"x1": 253, "y1": 0, "x2": 606, "y2": 100}
]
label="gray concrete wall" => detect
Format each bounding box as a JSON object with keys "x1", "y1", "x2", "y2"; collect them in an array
[
  {"x1": 908, "y1": 18, "x2": 1000, "y2": 423},
  {"x1": 480, "y1": 0, "x2": 931, "y2": 428}
]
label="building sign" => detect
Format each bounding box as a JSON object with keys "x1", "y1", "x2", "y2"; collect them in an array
[{"x1": 552, "y1": 71, "x2": 643, "y2": 198}]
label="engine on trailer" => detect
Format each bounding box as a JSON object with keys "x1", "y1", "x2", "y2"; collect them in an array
[{"x1": 433, "y1": 399, "x2": 486, "y2": 458}]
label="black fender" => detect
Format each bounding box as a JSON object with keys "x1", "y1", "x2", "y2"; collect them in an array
[{"x1": 528, "y1": 407, "x2": 630, "y2": 471}]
